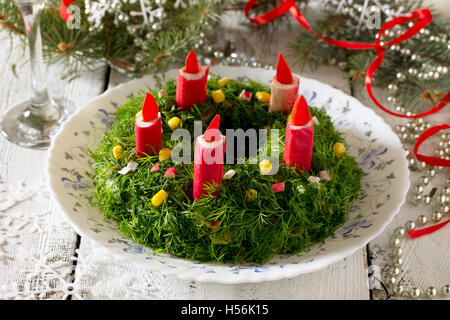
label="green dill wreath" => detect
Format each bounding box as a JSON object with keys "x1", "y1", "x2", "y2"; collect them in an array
[{"x1": 90, "y1": 76, "x2": 363, "y2": 264}]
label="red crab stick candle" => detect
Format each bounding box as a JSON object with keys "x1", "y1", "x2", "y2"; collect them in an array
[
  {"x1": 135, "y1": 92, "x2": 162, "y2": 157},
  {"x1": 269, "y1": 53, "x2": 300, "y2": 113},
  {"x1": 176, "y1": 50, "x2": 209, "y2": 110},
  {"x1": 193, "y1": 115, "x2": 225, "y2": 200},
  {"x1": 284, "y1": 95, "x2": 314, "y2": 172}
]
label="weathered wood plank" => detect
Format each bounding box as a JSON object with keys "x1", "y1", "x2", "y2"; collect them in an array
[
  {"x1": 74, "y1": 238, "x2": 369, "y2": 299},
  {"x1": 353, "y1": 86, "x2": 450, "y2": 300},
  {"x1": 0, "y1": 31, "x2": 106, "y2": 299}
]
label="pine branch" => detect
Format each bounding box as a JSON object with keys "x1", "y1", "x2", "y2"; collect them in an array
[{"x1": 290, "y1": 0, "x2": 450, "y2": 114}]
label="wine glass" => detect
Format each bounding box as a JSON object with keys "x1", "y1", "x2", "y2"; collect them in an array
[{"x1": 1, "y1": 0, "x2": 75, "y2": 149}]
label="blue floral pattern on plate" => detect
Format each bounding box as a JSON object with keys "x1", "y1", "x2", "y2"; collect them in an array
[{"x1": 47, "y1": 67, "x2": 410, "y2": 283}]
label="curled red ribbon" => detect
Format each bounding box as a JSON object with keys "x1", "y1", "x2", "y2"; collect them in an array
[
  {"x1": 414, "y1": 124, "x2": 450, "y2": 167},
  {"x1": 408, "y1": 219, "x2": 449, "y2": 239},
  {"x1": 244, "y1": 0, "x2": 449, "y2": 167}
]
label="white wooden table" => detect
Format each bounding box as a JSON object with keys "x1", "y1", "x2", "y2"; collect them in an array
[{"x1": 0, "y1": 18, "x2": 448, "y2": 299}]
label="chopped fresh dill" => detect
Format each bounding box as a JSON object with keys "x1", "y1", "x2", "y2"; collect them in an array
[{"x1": 90, "y1": 76, "x2": 363, "y2": 264}]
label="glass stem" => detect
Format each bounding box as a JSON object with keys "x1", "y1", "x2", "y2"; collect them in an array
[{"x1": 18, "y1": 0, "x2": 50, "y2": 109}]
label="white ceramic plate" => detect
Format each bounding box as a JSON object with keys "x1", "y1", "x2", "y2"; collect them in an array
[{"x1": 47, "y1": 66, "x2": 410, "y2": 283}]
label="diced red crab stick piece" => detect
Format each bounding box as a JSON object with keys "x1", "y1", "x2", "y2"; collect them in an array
[
  {"x1": 185, "y1": 50, "x2": 200, "y2": 74},
  {"x1": 203, "y1": 114, "x2": 221, "y2": 142},
  {"x1": 276, "y1": 53, "x2": 294, "y2": 85},
  {"x1": 142, "y1": 92, "x2": 159, "y2": 122},
  {"x1": 291, "y1": 95, "x2": 311, "y2": 126}
]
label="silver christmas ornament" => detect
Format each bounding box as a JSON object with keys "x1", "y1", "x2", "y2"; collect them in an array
[
  {"x1": 387, "y1": 96, "x2": 396, "y2": 103},
  {"x1": 214, "y1": 51, "x2": 224, "y2": 59},
  {"x1": 408, "y1": 158, "x2": 416, "y2": 169},
  {"x1": 438, "y1": 194, "x2": 449, "y2": 205},
  {"x1": 418, "y1": 215, "x2": 427, "y2": 225},
  {"x1": 426, "y1": 169, "x2": 436, "y2": 178},
  {"x1": 387, "y1": 276, "x2": 397, "y2": 286},
  {"x1": 414, "y1": 125, "x2": 424, "y2": 133},
  {"x1": 396, "y1": 125, "x2": 406, "y2": 133},
  {"x1": 151, "y1": 22, "x2": 161, "y2": 31},
  {"x1": 390, "y1": 237, "x2": 401, "y2": 247},
  {"x1": 431, "y1": 211, "x2": 443, "y2": 222},
  {"x1": 408, "y1": 67, "x2": 417, "y2": 75},
  {"x1": 410, "y1": 287, "x2": 421, "y2": 299},
  {"x1": 396, "y1": 72, "x2": 406, "y2": 81},
  {"x1": 442, "y1": 205, "x2": 449, "y2": 215},
  {"x1": 443, "y1": 187, "x2": 450, "y2": 195},
  {"x1": 394, "y1": 227, "x2": 406, "y2": 237},
  {"x1": 389, "y1": 267, "x2": 401, "y2": 276},
  {"x1": 393, "y1": 285, "x2": 404, "y2": 295},
  {"x1": 405, "y1": 220, "x2": 416, "y2": 231},
  {"x1": 415, "y1": 118, "x2": 424, "y2": 125},
  {"x1": 413, "y1": 194, "x2": 423, "y2": 205},
  {"x1": 442, "y1": 285, "x2": 450, "y2": 296},
  {"x1": 416, "y1": 161, "x2": 427, "y2": 170},
  {"x1": 425, "y1": 287, "x2": 437, "y2": 299},
  {"x1": 400, "y1": 133, "x2": 409, "y2": 142},
  {"x1": 420, "y1": 176, "x2": 430, "y2": 185},
  {"x1": 393, "y1": 247, "x2": 403, "y2": 257},
  {"x1": 395, "y1": 106, "x2": 405, "y2": 114},
  {"x1": 401, "y1": 48, "x2": 411, "y2": 55},
  {"x1": 388, "y1": 83, "x2": 398, "y2": 92},
  {"x1": 393, "y1": 257, "x2": 404, "y2": 267}
]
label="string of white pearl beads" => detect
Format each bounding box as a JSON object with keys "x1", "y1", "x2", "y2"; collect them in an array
[{"x1": 386, "y1": 219, "x2": 450, "y2": 299}]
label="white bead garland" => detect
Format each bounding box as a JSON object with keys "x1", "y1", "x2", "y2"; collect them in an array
[{"x1": 386, "y1": 214, "x2": 449, "y2": 299}]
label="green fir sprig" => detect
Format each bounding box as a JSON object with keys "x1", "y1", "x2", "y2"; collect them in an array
[
  {"x1": 290, "y1": 0, "x2": 450, "y2": 114},
  {"x1": 90, "y1": 75, "x2": 363, "y2": 264},
  {"x1": 0, "y1": 0, "x2": 220, "y2": 78}
]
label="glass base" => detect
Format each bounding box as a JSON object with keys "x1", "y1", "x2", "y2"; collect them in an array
[{"x1": 1, "y1": 98, "x2": 76, "y2": 149}]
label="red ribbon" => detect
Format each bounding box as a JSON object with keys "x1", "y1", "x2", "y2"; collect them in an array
[
  {"x1": 414, "y1": 124, "x2": 450, "y2": 167},
  {"x1": 244, "y1": 0, "x2": 449, "y2": 167},
  {"x1": 408, "y1": 219, "x2": 449, "y2": 239},
  {"x1": 60, "y1": 0, "x2": 77, "y2": 22}
]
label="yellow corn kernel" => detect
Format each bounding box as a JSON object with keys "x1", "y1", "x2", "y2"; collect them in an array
[
  {"x1": 217, "y1": 77, "x2": 229, "y2": 87},
  {"x1": 212, "y1": 230, "x2": 233, "y2": 245},
  {"x1": 211, "y1": 89, "x2": 225, "y2": 103},
  {"x1": 151, "y1": 190, "x2": 168, "y2": 207},
  {"x1": 287, "y1": 114, "x2": 292, "y2": 122},
  {"x1": 246, "y1": 189, "x2": 258, "y2": 202},
  {"x1": 255, "y1": 91, "x2": 271, "y2": 103},
  {"x1": 135, "y1": 110, "x2": 142, "y2": 118},
  {"x1": 259, "y1": 159, "x2": 272, "y2": 175},
  {"x1": 334, "y1": 142, "x2": 346, "y2": 158},
  {"x1": 168, "y1": 116, "x2": 183, "y2": 130},
  {"x1": 112, "y1": 145, "x2": 123, "y2": 159},
  {"x1": 158, "y1": 148, "x2": 172, "y2": 161}
]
